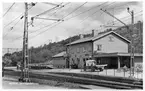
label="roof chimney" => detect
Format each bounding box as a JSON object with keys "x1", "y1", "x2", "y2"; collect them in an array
[
  {"x1": 92, "y1": 30, "x2": 94, "y2": 37},
  {"x1": 79, "y1": 34, "x2": 84, "y2": 39}
]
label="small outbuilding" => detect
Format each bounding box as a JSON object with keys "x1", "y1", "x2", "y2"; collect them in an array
[{"x1": 52, "y1": 51, "x2": 67, "y2": 68}]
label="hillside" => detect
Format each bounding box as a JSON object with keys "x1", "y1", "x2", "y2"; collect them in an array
[{"x1": 3, "y1": 21, "x2": 143, "y2": 65}]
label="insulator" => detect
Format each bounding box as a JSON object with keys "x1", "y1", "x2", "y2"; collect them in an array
[
  {"x1": 10, "y1": 27, "x2": 13, "y2": 30},
  {"x1": 31, "y1": 2, "x2": 36, "y2": 6},
  {"x1": 20, "y1": 16, "x2": 24, "y2": 19},
  {"x1": 31, "y1": 17, "x2": 34, "y2": 21}
]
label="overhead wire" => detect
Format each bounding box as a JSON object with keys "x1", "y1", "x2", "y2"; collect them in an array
[
  {"x1": 31, "y1": 2, "x2": 70, "y2": 30},
  {"x1": 11, "y1": 2, "x2": 142, "y2": 44},
  {"x1": 79, "y1": 2, "x2": 114, "y2": 24},
  {"x1": 99, "y1": 13, "x2": 143, "y2": 30},
  {"x1": 33, "y1": 2, "x2": 64, "y2": 18},
  {"x1": 29, "y1": 2, "x2": 107, "y2": 41},
  {"x1": 62, "y1": 2, "x2": 88, "y2": 19},
  {"x1": 4, "y1": 3, "x2": 37, "y2": 40},
  {"x1": 12, "y1": 2, "x2": 71, "y2": 41},
  {"x1": 32, "y1": 2, "x2": 84, "y2": 29},
  {"x1": 29, "y1": 22, "x2": 58, "y2": 33},
  {"x1": 58, "y1": 2, "x2": 109, "y2": 33},
  {"x1": 3, "y1": 14, "x2": 22, "y2": 29},
  {"x1": 3, "y1": 16, "x2": 24, "y2": 38},
  {"x1": 6, "y1": 19, "x2": 24, "y2": 40},
  {"x1": 3, "y1": 4, "x2": 36, "y2": 29},
  {"x1": 12, "y1": 2, "x2": 87, "y2": 41},
  {"x1": 106, "y1": 2, "x2": 130, "y2": 10},
  {"x1": 106, "y1": 10, "x2": 143, "y2": 25},
  {"x1": 3, "y1": 3, "x2": 15, "y2": 17},
  {"x1": 31, "y1": 2, "x2": 109, "y2": 44},
  {"x1": 29, "y1": 2, "x2": 88, "y2": 40},
  {"x1": 67, "y1": 2, "x2": 110, "y2": 33},
  {"x1": 112, "y1": 13, "x2": 143, "y2": 25},
  {"x1": 33, "y1": 3, "x2": 64, "y2": 27},
  {"x1": 63, "y1": 2, "x2": 108, "y2": 21},
  {"x1": 49, "y1": 2, "x2": 71, "y2": 17},
  {"x1": 9, "y1": 2, "x2": 122, "y2": 43}
]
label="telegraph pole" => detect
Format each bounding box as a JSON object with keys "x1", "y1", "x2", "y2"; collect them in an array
[
  {"x1": 127, "y1": 7, "x2": 134, "y2": 76},
  {"x1": 17, "y1": 2, "x2": 62, "y2": 82},
  {"x1": 19, "y1": 2, "x2": 30, "y2": 82}
]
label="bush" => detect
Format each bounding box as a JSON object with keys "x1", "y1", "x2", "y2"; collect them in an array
[
  {"x1": 135, "y1": 64, "x2": 143, "y2": 72},
  {"x1": 71, "y1": 64, "x2": 78, "y2": 69}
]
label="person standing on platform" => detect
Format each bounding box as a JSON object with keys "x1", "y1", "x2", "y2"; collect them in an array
[{"x1": 83, "y1": 60, "x2": 86, "y2": 71}]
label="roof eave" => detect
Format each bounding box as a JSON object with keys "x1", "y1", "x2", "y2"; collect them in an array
[{"x1": 66, "y1": 40, "x2": 92, "y2": 46}]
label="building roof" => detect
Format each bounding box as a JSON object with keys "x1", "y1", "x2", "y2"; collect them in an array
[
  {"x1": 67, "y1": 37, "x2": 93, "y2": 45},
  {"x1": 67, "y1": 31, "x2": 131, "y2": 46},
  {"x1": 94, "y1": 52, "x2": 142, "y2": 57},
  {"x1": 52, "y1": 51, "x2": 66, "y2": 58}
]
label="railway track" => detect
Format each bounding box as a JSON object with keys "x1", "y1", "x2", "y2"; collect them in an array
[{"x1": 4, "y1": 70, "x2": 143, "y2": 89}]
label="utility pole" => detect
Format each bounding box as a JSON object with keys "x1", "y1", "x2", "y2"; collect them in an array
[
  {"x1": 100, "y1": 8, "x2": 135, "y2": 77},
  {"x1": 69, "y1": 36, "x2": 72, "y2": 70},
  {"x1": 127, "y1": 7, "x2": 134, "y2": 76},
  {"x1": 19, "y1": 2, "x2": 30, "y2": 82}
]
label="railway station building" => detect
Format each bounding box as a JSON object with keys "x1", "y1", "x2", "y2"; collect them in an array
[{"x1": 66, "y1": 30, "x2": 142, "y2": 69}]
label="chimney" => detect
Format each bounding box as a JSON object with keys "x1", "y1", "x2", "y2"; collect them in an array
[
  {"x1": 79, "y1": 34, "x2": 84, "y2": 39},
  {"x1": 92, "y1": 30, "x2": 94, "y2": 37},
  {"x1": 137, "y1": 21, "x2": 142, "y2": 36}
]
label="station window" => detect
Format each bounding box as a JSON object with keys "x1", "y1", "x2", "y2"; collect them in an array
[
  {"x1": 97, "y1": 44, "x2": 102, "y2": 51},
  {"x1": 83, "y1": 58, "x2": 86, "y2": 62},
  {"x1": 82, "y1": 47, "x2": 86, "y2": 53},
  {"x1": 77, "y1": 58, "x2": 80, "y2": 65},
  {"x1": 77, "y1": 47, "x2": 80, "y2": 53}
]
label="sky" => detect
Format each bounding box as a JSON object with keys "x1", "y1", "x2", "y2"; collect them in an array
[{"x1": 2, "y1": 1, "x2": 143, "y2": 49}]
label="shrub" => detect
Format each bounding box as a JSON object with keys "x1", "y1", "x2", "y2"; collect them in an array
[{"x1": 135, "y1": 64, "x2": 143, "y2": 72}]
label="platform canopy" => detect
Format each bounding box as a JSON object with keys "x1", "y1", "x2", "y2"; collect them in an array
[{"x1": 94, "y1": 52, "x2": 142, "y2": 57}]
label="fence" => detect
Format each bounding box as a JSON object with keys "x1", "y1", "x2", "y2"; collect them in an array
[{"x1": 81, "y1": 67, "x2": 143, "y2": 79}]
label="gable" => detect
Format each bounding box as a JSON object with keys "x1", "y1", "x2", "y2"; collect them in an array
[
  {"x1": 92, "y1": 31, "x2": 130, "y2": 44},
  {"x1": 93, "y1": 33, "x2": 129, "y2": 53}
]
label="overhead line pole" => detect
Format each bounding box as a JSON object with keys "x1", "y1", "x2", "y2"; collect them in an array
[
  {"x1": 19, "y1": 2, "x2": 30, "y2": 82},
  {"x1": 127, "y1": 7, "x2": 135, "y2": 76}
]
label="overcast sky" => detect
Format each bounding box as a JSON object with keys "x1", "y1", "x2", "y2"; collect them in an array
[{"x1": 2, "y1": 1, "x2": 143, "y2": 49}]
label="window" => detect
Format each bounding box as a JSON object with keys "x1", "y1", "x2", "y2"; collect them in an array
[
  {"x1": 82, "y1": 47, "x2": 86, "y2": 53},
  {"x1": 72, "y1": 58, "x2": 75, "y2": 64},
  {"x1": 77, "y1": 47, "x2": 80, "y2": 53},
  {"x1": 71, "y1": 49, "x2": 74, "y2": 54},
  {"x1": 109, "y1": 35, "x2": 114, "y2": 42},
  {"x1": 80, "y1": 47, "x2": 82, "y2": 53},
  {"x1": 97, "y1": 44, "x2": 102, "y2": 51},
  {"x1": 83, "y1": 58, "x2": 86, "y2": 62},
  {"x1": 77, "y1": 58, "x2": 80, "y2": 65}
]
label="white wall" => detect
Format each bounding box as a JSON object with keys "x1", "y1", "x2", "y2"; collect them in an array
[{"x1": 93, "y1": 34, "x2": 128, "y2": 53}]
